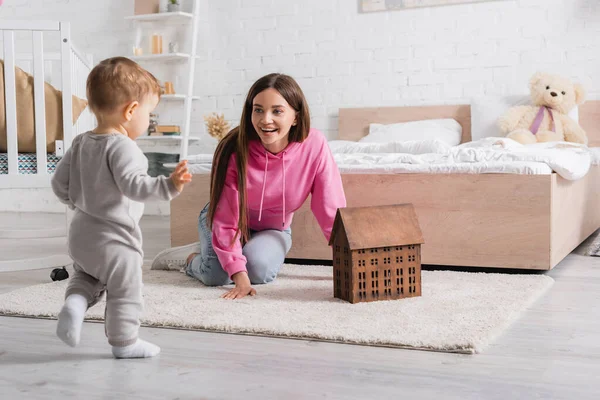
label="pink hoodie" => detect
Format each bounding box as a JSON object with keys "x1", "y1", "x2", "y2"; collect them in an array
[{"x1": 212, "y1": 128, "x2": 346, "y2": 278}]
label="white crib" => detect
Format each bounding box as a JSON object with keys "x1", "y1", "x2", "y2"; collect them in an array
[{"x1": 0, "y1": 21, "x2": 94, "y2": 272}]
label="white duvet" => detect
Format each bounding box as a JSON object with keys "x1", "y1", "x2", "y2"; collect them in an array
[{"x1": 183, "y1": 138, "x2": 600, "y2": 181}]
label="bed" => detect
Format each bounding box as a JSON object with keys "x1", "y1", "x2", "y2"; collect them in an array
[{"x1": 171, "y1": 100, "x2": 600, "y2": 271}]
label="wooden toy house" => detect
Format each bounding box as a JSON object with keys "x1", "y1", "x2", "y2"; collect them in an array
[{"x1": 329, "y1": 204, "x2": 424, "y2": 304}]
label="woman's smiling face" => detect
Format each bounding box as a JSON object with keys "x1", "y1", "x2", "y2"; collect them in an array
[{"x1": 251, "y1": 88, "x2": 297, "y2": 154}]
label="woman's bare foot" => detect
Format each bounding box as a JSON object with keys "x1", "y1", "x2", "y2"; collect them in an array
[{"x1": 186, "y1": 253, "x2": 200, "y2": 265}]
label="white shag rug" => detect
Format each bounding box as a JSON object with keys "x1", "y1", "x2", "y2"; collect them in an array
[{"x1": 0, "y1": 264, "x2": 554, "y2": 354}]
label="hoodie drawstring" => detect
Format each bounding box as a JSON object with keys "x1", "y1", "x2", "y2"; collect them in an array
[
  {"x1": 257, "y1": 150, "x2": 286, "y2": 228},
  {"x1": 258, "y1": 152, "x2": 268, "y2": 222},
  {"x1": 282, "y1": 152, "x2": 286, "y2": 228}
]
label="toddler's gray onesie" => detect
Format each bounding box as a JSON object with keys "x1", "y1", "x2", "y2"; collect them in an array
[{"x1": 52, "y1": 132, "x2": 179, "y2": 346}]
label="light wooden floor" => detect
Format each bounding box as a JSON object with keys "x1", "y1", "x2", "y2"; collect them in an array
[{"x1": 1, "y1": 214, "x2": 599, "y2": 399}]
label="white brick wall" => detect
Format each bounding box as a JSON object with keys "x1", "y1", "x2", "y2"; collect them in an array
[
  {"x1": 1, "y1": 0, "x2": 599, "y2": 213},
  {"x1": 2, "y1": 0, "x2": 598, "y2": 140}
]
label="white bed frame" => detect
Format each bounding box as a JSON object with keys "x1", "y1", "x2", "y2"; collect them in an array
[{"x1": 0, "y1": 21, "x2": 94, "y2": 272}]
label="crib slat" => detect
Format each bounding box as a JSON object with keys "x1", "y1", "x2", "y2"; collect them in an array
[
  {"x1": 0, "y1": 21, "x2": 60, "y2": 31},
  {"x1": 13, "y1": 53, "x2": 62, "y2": 62},
  {"x1": 3, "y1": 31, "x2": 19, "y2": 175},
  {"x1": 33, "y1": 31, "x2": 48, "y2": 175},
  {"x1": 60, "y1": 22, "x2": 73, "y2": 150}
]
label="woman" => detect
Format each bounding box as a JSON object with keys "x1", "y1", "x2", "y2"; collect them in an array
[{"x1": 152, "y1": 73, "x2": 346, "y2": 299}]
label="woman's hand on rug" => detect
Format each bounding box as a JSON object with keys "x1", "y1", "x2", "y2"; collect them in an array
[{"x1": 222, "y1": 272, "x2": 256, "y2": 300}]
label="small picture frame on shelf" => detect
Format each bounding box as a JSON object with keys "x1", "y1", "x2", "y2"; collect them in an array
[{"x1": 134, "y1": 0, "x2": 159, "y2": 15}]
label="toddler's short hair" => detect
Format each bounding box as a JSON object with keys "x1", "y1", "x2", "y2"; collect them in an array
[{"x1": 86, "y1": 57, "x2": 160, "y2": 114}]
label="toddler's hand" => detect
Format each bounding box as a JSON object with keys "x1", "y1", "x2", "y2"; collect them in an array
[{"x1": 170, "y1": 160, "x2": 192, "y2": 192}]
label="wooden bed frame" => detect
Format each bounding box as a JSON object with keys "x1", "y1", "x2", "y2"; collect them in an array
[{"x1": 171, "y1": 100, "x2": 600, "y2": 271}]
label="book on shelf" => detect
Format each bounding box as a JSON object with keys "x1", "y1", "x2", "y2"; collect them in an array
[{"x1": 156, "y1": 125, "x2": 181, "y2": 133}]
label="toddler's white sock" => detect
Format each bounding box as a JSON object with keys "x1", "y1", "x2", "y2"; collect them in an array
[
  {"x1": 112, "y1": 339, "x2": 161, "y2": 359},
  {"x1": 56, "y1": 293, "x2": 88, "y2": 347}
]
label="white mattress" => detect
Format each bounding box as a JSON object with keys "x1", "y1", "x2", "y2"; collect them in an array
[{"x1": 180, "y1": 138, "x2": 600, "y2": 181}]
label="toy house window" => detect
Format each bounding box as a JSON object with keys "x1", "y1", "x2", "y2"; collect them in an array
[
  {"x1": 344, "y1": 247, "x2": 349, "y2": 255},
  {"x1": 344, "y1": 259, "x2": 348, "y2": 267},
  {"x1": 336, "y1": 257, "x2": 340, "y2": 266},
  {"x1": 336, "y1": 245, "x2": 340, "y2": 252},
  {"x1": 370, "y1": 259, "x2": 379, "y2": 266}
]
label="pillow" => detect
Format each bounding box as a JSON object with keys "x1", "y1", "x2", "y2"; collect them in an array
[
  {"x1": 359, "y1": 118, "x2": 462, "y2": 146},
  {"x1": 0, "y1": 60, "x2": 88, "y2": 153},
  {"x1": 471, "y1": 95, "x2": 579, "y2": 142}
]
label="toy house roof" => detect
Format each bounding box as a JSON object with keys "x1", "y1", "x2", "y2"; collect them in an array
[{"x1": 329, "y1": 204, "x2": 424, "y2": 250}]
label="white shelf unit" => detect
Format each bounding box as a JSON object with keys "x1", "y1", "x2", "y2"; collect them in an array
[
  {"x1": 125, "y1": 11, "x2": 193, "y2": 22},
  {"x1": 161, "y1": 94, "x2": 200, "y2": 101},
  {"x1": 130, "y1": 53, "x2": 190, "y2": 63},
  {"x1": 127, "y1": 0, "x2": 200, "y2": 159}
]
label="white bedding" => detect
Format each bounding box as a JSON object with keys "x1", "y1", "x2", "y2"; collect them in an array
[{"x1": 182, "y1": 138, "x2": 600, "y2": 181}]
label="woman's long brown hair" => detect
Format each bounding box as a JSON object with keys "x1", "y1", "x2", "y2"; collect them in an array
[{"x1": 207, "y1": 73, "x2": 311, "y2": 246}]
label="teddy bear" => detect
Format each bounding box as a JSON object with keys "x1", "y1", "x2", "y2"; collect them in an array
[{"x1": 497, "y1": 72, "x2": 587, "y2": 145}]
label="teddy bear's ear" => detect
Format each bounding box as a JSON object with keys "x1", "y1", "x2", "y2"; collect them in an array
[
  {"x1": 529, "y1": 72, "x2": 546, "y2": 89},
  {"x1": 574, "y1": 83, "x2": 586, "y2": 105}
]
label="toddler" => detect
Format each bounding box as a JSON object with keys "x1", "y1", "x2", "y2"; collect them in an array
[{"x1": 51, "y1": 57, "x2": 191, "y2": 358}]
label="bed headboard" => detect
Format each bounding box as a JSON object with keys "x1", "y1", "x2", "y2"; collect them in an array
[
  {"x1": 338, "y1": 105, "x2": 472, "y2": 143},
  {"x1": 338, "y1": 100, "x2": 600, "y2": 146},
  {"x1": 580, "y1": 101, "x2": 600, "y2": 147}
]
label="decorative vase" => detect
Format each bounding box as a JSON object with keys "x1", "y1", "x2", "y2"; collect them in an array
[
  {"x1": 151, "y1": 34, "x2": 163, "y2": 54},
  {"x1": 167, "y1": 3, "x2": 180, "y2": 12}
]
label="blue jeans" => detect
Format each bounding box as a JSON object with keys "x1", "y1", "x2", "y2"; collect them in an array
[{"x1": 186, "y1": 203, "x2": 292, "y2": 286}]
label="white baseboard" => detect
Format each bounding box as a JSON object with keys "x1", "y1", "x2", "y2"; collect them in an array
[
  {"x1": 0, "y1": 255, "x2": 72, "y2": 273},
  {"x1": 0, "y1": 188, "x2": 171, "y2": 216},
  {"x1": 0, "y1": 188, "x2": 64, "y2": 213}
]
